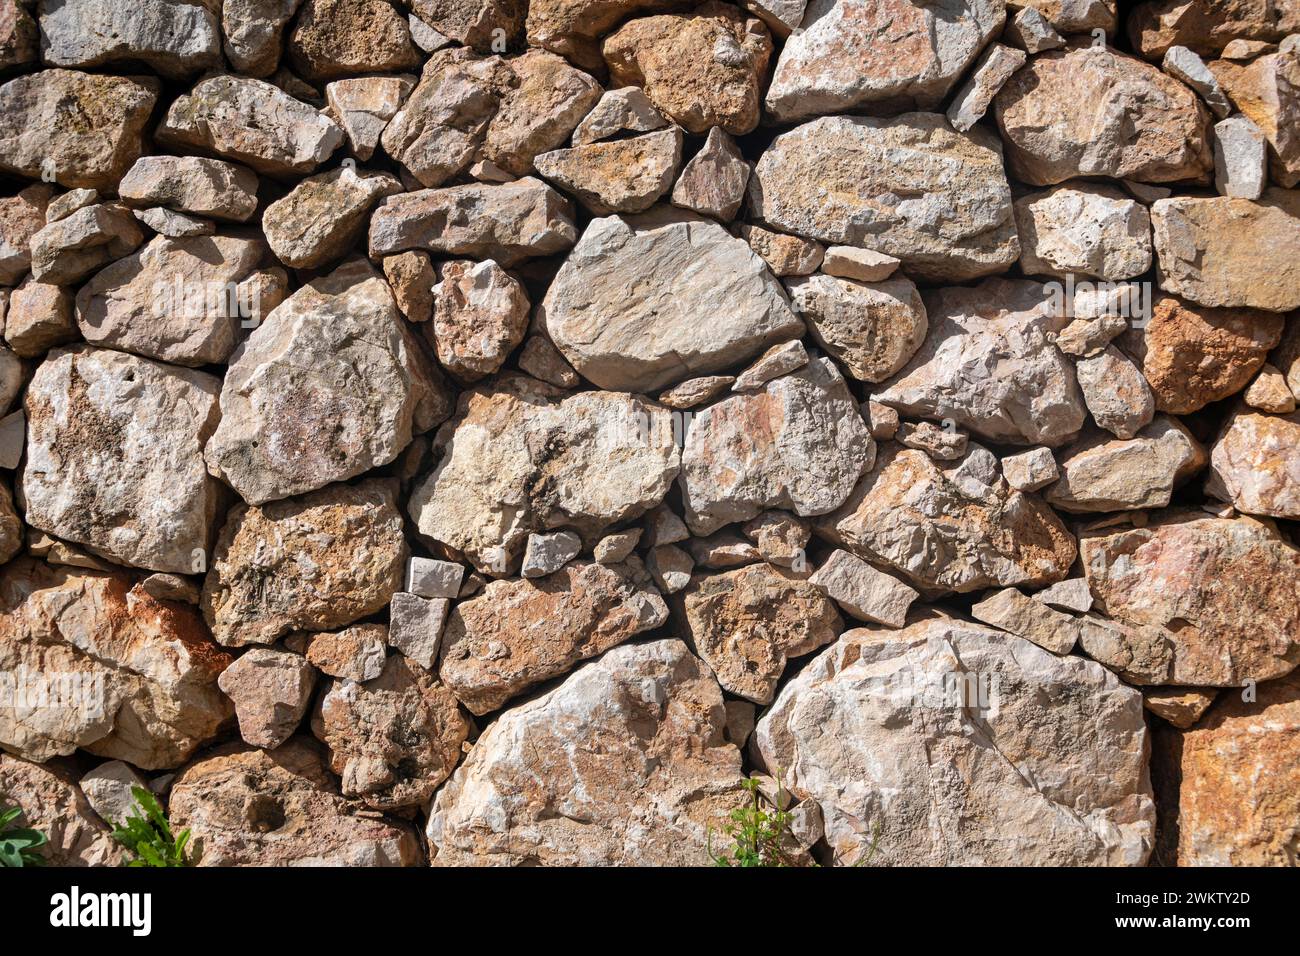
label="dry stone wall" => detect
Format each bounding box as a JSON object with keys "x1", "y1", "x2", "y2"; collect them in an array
[{"x1": 0, "y1": 0, "x2": 1297, "y2": 867}]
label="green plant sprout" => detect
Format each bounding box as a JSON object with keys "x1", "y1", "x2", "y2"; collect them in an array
[
  {"x1": 0, "y1": 803, "x2": 48, "y2": 867},
  {"x1": 111, "y1": 786, "x2": 192, "y2": 867}
]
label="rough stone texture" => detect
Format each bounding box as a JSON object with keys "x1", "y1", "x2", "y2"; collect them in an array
[
  {"x1": 603, "y1": 4, "x2": 772, "y2": 136},
  {"x1": 29, "y1": 202, "x2": 144, "y2": 286},
  {"x1": 410, "y1": 0, "x2": 525, "y2": 53},
  {"x1": 521, "y1": 529, "x2": 582, "y2": 577},
  {"x1": 1081, "y1": 511, "x2": 1300, "y2": 686},
  {"x1": 750, "y1": 113, "x2": 1020, "y2": 283},
  {"x1": 1212, "y1": 48, "x2": 1300, "y2": 188},
  {"x1": 731, "y1": 339, "x2": 807, "y2": 391},
  {"x1": 1150, "y1": 191, "x2": 1300, "y2": 312},
  {"x1": 1143, "y1": 687, "x2": 1216, "y2": 729},
  {"x1": 994, "y1": 45, "x2": 1213, "y2": 186},
  {"x1": 1176, "y1": 671, "x2": 1300, "y2": 865},
  {"x1": 680, "y1": 357, "x2": 874, "y2": 535},
  {"x1": 1124, "y1": 295, "x2": 1285, "y2": 413},
  {"x1": 368, "y1": 178, "x2": 577, "y2": 266},
  {"x1": 288, "y1": 0, "x2": 421, "y2": 82},
  {"x1": 40, "y1": 0, "x2": 221, "y2": 77},
  {"x1": 303, "y1": 624, "x2": 388, "y2": 682},
  {"x1": 263, "y1": 167, "x2": 402, "y2": 269},
  {"x1": 428, "y1": 639, "x2": 743, "y2": 865},
  {"x1": 875, "y1": 279, "x2": 1085, "y2": 447},
  {"x1": 0, "y1": 0, "x2": 38, "y2": 72},
  {"x1": 169, "y1": 740, "x2": 423, "y2": 866},
  {"x1": 787, "y1": 274, "x2": 927, "y2": 384},
  {"x1": 1016, "y1": 0, "x2": 1117, "y2": 33},
  {"x1": 22, "y1": 346, "x2": 222, "y2": 574},
  {"x1": 325, "y1": 75, "x2": 415, "y2": 161},
  {"x1": 682, "y1": 562, "x2": 842, "y2": 703},
  {"x1": 157, "y1": 75, "x2": 344, "y2": 177},
  {"x1": 1035, "y1": 576, "x2": 1093, "y2": 613},
  {"x1": 406, "y1": 557, "x2": 465, "y2": 599},
  {"x1": 971, "y1": 586, "x2": 1080, "y2": 655},
  {"x1": 201, "y1": 478, "x2": 407, "y2": 647},
  {"x1": 1004, "y1": 5, "x2": 1064, "y2": 53},
  {"x1": 1162, "y1": 46, "x2": 1232, "y2": 117},
  {"x1": 5, "y1": 278, "x2": 76, "y2": 358},
  {"x1": 1002, "y1": 447, "x2": 1059, "y2": 492},
  {"x1": 74, "y1": 235, "x2": 266, "y2": 367},
  {"x1": 0, "y1": 754, "x2": 124, "y2": 866},
  {"x1": 1244, "y1": 363, "x2": 1296, "y2": 412},
  {"x1": 1014, "y1": 184, "x2": 1153, "y2": 281},
  {"x1": 439, "y1": 559, "x2": 669, "y2": 714},
  {"x1": 737, "y1": 224, "x2": 823, "y2": 277},
  {"x1": 808, "y1": 549, "x2": 918, "y2": 627},
  {"x1": 1046, "y1": 416, "x2": 1206, "y2": 513},
  {"x1": 535, "y1": 128, "x2": 682, "y2": 215},
  {"x1": 0, "y1": 558, "x2": 233, "y2": 770},
  {"x1": 218, "y1": 647, "x2": 317, "y2": 749},
  {"x1": 820, "y1": 246, "x2": 899, "y2": 283},
  {"x1": 78, "y1": 760, "x2": 146, "y2": 829},
  {"x1": 382, "y1": 251, "x2": 436, "y2": 324},
  {"x1": 571, "y1": 87, "x2": 668, "y2": 145},
  {"x1": 313, "y1": 655, "x2": 470, "y2": 809},
  {"x1": 1076, "y1": 346, "x2": 1155, "y2": 439},
  {"x1": 542, "y1": 208, "x2": 801, "y2": 392},
  {"x1": 205, "y1": 260, "x2": 447, "y2": 505},
  {"x1": 222, "y1": 0, "x2": 303, "y2": 76},
  {"x1": 1128, "y1": 0, "x2": 1300, "y2": 61},
  {"x1": 766, "y1": 0, "x2": 1005, "y2": 122},
  {"x1": 0, "y1": 70, "x2": 158, "y2": 190},
  {"x1": 1206, "y1": 407, "x2": 1300, "y2": 518},
  {"x1": 1213, "y1": 115, "x2": 1269, "y2": 199},
  {"x1": 409, "y1": 375, "x2": 679, "y2": 573},
  {"x1": 0, "y1": 184, "x2": 54, "y2": 286},
  {"x1": 948, "y1": 43, "x2": 1027, "y2": 133},
  {"x1": 817, "y1": 444, "x2": 1077, "y2": 595},
  {"x1": 387, "y1": 593, "x2": 450, "y2": 669},
  {"x1": 754, "y1": 616, "x2": 1155, "y2": 865},
  {"x1": 671, "y1": 127, "x2": 750, "y2": 221}
]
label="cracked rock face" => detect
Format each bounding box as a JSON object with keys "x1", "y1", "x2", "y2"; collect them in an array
[
  {"x1": 428, "y1": 639, "x2": 744, "y2": 866},
  {"x1": 169, "y1": 740, "x2": 424, "y2": 866},
  {"x1": 0, "y1": 559, "x2": 233, "y2": 770},
  {"x1": 1081, "y1": 512, "x2": 1300, "y2": 687},
  {"x1": 0, "y1": 754, "x2": 124, "y2": 866},
  {"x1": 750, "y1": 113, "x2": 1020, "y2": 283},
  {"x1": 201, "y1": 479, "x2": 407, "y2": 648},
  {"x1": 1206, "y1": 407, "x2": 1300, "y2": 519},
  {"x1": 818, "y1": 444, "x2": 1077, "y2": 595},
  {"x1": 680, "y1": 357, "x2": 874, "y2": 535},
  {"x1": 875, "y1": 279, "x2": 1085, "y2": 447},
  {"x1": 22, "y1": 346, "x2": 224, "y2": 574},
  {"x1": 542, "y1": 208, "x2": 801, "y2": 392},
  {"x1": 754, "y1": 615, "x2": 1156, "y2": 866},
  {"x1": 205, "y1": 260, "x2": 448, "y2": 505},
  {"x1": 313, "y1": 655, "x2": 471, "y2": 809},
  {"x1": 439, "y1": 559, "x2": 668, "y2": 714},
  {"x1": 409, "y1": 375, "x2": 679, "y2": 573}
]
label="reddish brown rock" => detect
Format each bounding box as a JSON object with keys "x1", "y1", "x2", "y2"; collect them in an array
[
  {"x1": 1128, "y1": 0, "x2": 1300, "y2": 60},
  {"x1": 0, "y1": 754, "x2": 123, "y2": 866}
]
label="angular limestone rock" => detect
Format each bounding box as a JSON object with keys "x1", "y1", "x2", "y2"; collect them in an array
[
  {"x1": 428, "y1": 259, "x2": 529, "y2": 382},
  {"x1": 1151, "y1": 190, "x2": 1300, "y2": 312},
  {"x1": 205, "y1": 260, "x2": 448, "y2": 505},
  {"x1": 0, "y1": 70, "x2": 158, "y2": 190},
  {"x1": 535, "y1": 127, "x2": 682, "y2": 215},
  {"x1": 29, "y1": 203, "x2": 144, "y2": 286},
  {"x1": 40, "y1": 0, "x2": 220, "y2": 77},
  {"x1": 313, "y1": 655, "x2": 471, "y2": 810},
  {"x1": 287, "y1": 0, "x2": 421, "y2": 82},
  {"x1": 875, "y1": 279, "x2": 1085, "y2": 447},
  {"x1": 1211, "y1": 48, "x2": 1300, "y2": 188},
  {"x1": 1206, "y1": 407, "x2": 1300, "y2": 518},
  {"x1": 683, "y1": 562, "x2": 842, "y2": 703},
  {"x1": 222, "y1": 0, "x2": 303, "y2": 76},
  {"x1": 368, "y1": 178, "x2": 577, "y2": 266},
  {"x1": 751, "y1": 113, "x2": 1019, "y2": 283},
  {"x1": 22, "y1": 346, "x2": 222, "y2": 573},
  {"x1": 1014, "y1": 183, "x2": 1153, "y2": 281},
  {"x1": 1081, "y1": 511, "x2": 1300, "y2": 686},
  {"x1": 428, "y1": 639, "x2": 743, "y2": 865},
  {"x1": 766, "y1": 0, "x2": 1006, "y2": 122},
  {"x1": 201, "y1": 479, "x2": 406, "y2": 647},
  {"x1": 754, "y1": 615, "x2": 1155, "y2": 865},
  {"x1": 1046, "y1": 417, "x2": 1205, "y2": 513},
  {"x1": 1213, "y1": 115, "x2": 1268, "y2": 200},
  {"x1": 0, "y1": 558, "x2": 233, "y2": 769},
  {"x1": 75, "y1": 235, "x2": 266, "y2": 367},
  {"x1": 542, "y1": 208, "x2": 801, "y2": 392},
  {"x1": 948, "y1": 43, "x2": 1027, "y2": 133},
  {"x1": 671, "y1": 127, "x2": 750, "y2": 221},
  {"x1": 808, "y1": 549, "x2": 918, "y2": 627},
  {"x1": 0, "y1": 183, "x2": 53, "y2": 285},
  {"x1": 994, "y1": 45, "x2": 1212, "y2": 186},
  {"x1": 680, "y1": 357, "x2": 874, "y2": 535},
  {"x1": 603, "y1": 3, "x2": 772, "y2": 135},
  {"x1": 409, "y1": 375, "x2": 680, "y2": 573},
  {"x1": 169, "y1": 740, "x2": 423, "y2": 866},
  {"x1": 263, "y1": 166, "x2": 402, "y2": 269},
  {"x1": 157, "y1": 75, "x2": 344, "y2": 177},
  {"x1": 0, "y1": 754, "x2": 123, "y2": 866},
  {"x1": 325, "y1": 75, "x2": 415, "y2": 161},
  {"x1": 787, "y1": 274, "x2": 927, "y2": 384},
  {"x1": 439, "y1": 559, "x2": 669, "y2": 714},
  {"x1": 970, "y1": 587, "x2": 1080, "y2": 654},
  {"x1": 218, "y1": 647, "x2": 317, "y2": 750},
  {"x1": 817, "y1": 444, "x2": 1077, "y2": 595},
  {"x1": 1076, "y1": 346, "x2": 1155, "y2": 439}
]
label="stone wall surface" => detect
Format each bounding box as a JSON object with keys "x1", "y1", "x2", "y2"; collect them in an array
[{"x1": 0, "y1": 0, "x2": 1297, "y2": 868}]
